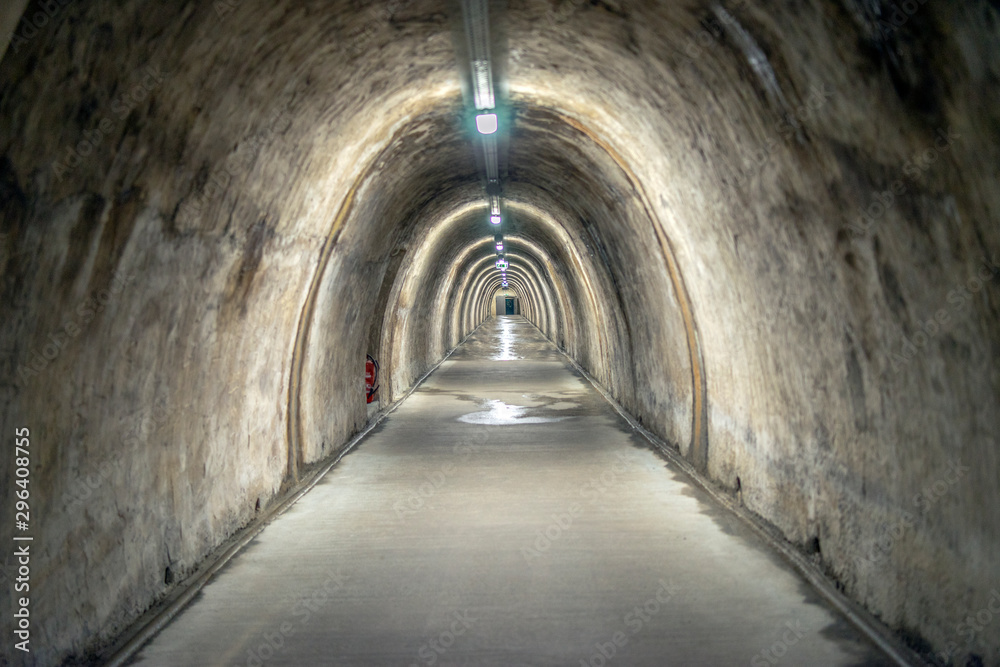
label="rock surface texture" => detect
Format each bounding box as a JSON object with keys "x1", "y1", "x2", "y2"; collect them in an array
[{"x1": 0, "y1": 0, "x2": 998, "y2": 664}]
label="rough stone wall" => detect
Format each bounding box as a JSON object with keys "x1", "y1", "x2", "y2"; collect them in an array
[
  {"x1": 501, "y1": 1, "x2": 1000, "y2": 663},
  {"x1": 0, "y1": 1, "x2": 473, "y2": 662},
  {"x1": 0, "y1": 0, "x2": 998, "y2": 664}
]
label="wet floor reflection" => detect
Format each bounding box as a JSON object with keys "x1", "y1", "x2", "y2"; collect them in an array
[
  {"x1": 495, "y1": 316, "x2": 517, "y2": 360},
  {"x1": 449, "y1": 316, "x2": 565, "y2": 362},
  {"x1": 457, "y1": 399, "x2": 570, "y2": 425}
]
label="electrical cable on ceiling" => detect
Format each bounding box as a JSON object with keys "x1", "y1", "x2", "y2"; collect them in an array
[{"x1": 461, "y1": 0, "x2": 510, "y2": 294}]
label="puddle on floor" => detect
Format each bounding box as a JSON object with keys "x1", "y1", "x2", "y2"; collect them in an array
[{"x1": 457, "y1": 399, "x2": 571, "y2": 425}]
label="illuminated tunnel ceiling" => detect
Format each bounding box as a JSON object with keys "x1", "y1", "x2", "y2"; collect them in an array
[{"x1": 0, "y1": 0, "x2": 998, "y2": 664}]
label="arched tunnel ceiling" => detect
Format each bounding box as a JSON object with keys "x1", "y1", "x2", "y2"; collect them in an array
[{"x1": 1, "y1": 0, "x2": 999, "y2": 664}]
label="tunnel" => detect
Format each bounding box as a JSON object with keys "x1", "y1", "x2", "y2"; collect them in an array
[{"x1": 1, "y1": 0, "x2": 999, "y2": 664}]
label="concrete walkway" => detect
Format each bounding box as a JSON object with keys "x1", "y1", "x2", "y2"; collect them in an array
[{"x1": 127, "y1": 316, "x2": 892, "y2": 667}]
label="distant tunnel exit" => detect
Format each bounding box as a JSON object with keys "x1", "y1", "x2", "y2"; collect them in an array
[{"x1": 496, "y1": 294, "x2": 520, "y2": 316}]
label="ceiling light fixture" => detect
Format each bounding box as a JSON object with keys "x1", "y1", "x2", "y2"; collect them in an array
[{"x1": 476, "y1": 113, "x2": 498, "y2": 134}]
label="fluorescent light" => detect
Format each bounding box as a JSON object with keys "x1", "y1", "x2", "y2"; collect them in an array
[
  {"x1": 490, "y1": 215, "x2": 501, "y2": 225},
  {"x1": 476, "y1": 113, "x2": 498, "y2": 134},
  {"x1": 496, "y1": 242, "x2": 503, "y2": 251},
  {"x1": 490, "y1": 196, "x2": 500, "y2": 215},
  {"x1": 472, "y1": 60, "x2": 495, "y2": 110}
]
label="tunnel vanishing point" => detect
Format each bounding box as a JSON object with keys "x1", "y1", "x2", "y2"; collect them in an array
[{"x1": 1, "y1": 0, "x2": 999, "y2": 665}]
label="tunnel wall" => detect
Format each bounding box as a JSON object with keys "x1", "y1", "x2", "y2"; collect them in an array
[
  {"x1": 0, "y1": 0, "x2": 998, "y2": 664},
  {"x1": 500, "y1": 2, "x2": 1000, "y2": 664},
  {"x1": 0, "y1": 1, "x2": 487, "y2": 662}
]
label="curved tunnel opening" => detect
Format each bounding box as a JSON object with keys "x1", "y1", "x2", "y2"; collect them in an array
[
  {"x1": 291, "y1": 94, "x2": 696, "y2": 483},
  {"x1": 1, "y1": 0, "x2": 998, "y2": 664}
]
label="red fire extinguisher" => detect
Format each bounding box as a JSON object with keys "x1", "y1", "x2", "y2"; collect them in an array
[{"x1": 365, "y1": 355, "x2": 379, "y2": 403}]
